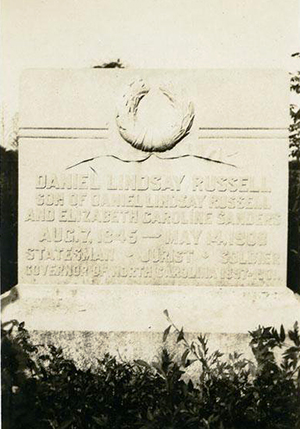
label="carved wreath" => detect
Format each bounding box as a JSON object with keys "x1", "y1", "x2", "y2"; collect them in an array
[{"x1": 116, "y1": 79, "x2": 195, "y2": 152}]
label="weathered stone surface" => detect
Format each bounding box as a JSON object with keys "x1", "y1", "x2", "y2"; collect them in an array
[
  {"x1": 4, "y1": 283, "x2": 300, "y2": 332},
  {"x1": 28, "y1": 330, "x2": 252, "y2": 370},
  {"x1": 18, "y1": 70, "x2": 289, "y2": 288},
  {"x1": 2, "y1": 69, "x2": 299, "y2": 363}
]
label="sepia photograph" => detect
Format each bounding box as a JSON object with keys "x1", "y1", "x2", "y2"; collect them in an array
[{"x1": 1, "y1": 1, "x2": 300, "y2": 427}]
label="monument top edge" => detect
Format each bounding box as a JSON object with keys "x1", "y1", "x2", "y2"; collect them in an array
[{"x1": 19, "y1": 68, "x2": 290, "y2": 130}]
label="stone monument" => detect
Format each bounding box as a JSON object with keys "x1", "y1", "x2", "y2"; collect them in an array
[{"x1": 3, "y1": 69, "x2": 299, "y2": 362}]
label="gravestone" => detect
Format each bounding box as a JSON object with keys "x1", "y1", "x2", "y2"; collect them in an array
[{"x1": 3, "y1": 69, "x2": 299, "y2": 362}]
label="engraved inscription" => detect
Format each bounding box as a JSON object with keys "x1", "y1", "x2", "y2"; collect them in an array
[{"x1": 21, "y1": 171, "x2": 284, "y2": 287}]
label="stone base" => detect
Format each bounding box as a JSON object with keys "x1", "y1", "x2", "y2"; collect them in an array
[
  {"x1": 2, "y1": 284, "x2": 300, "y2": 364},
  {"x1": 27, "y1": 330, "x2": 251, "y2": 370}
]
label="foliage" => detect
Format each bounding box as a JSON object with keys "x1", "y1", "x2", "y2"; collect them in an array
[
  {"x1": 93, "y1": 59, "x2": 125, "y2": 69},
  {"x1": 290, "y1": 52, "x2": 300, "y2": 161},
  {"x1": 2, "y1": 316, "x2": 300, "y2": 429},
  {"x1": 288, "y1": 161, "x2": 300, "y2": 293},
  {"x1": 290, "y1": 103, "x2": 300, "y2": 160},
  {"x1": 163, "y1": 311, "x2": 300, "y2": 429}
]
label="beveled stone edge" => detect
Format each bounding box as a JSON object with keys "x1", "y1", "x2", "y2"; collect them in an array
[{"x1": 2, "y1": 284, "x2": 299, "y2": 334}]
